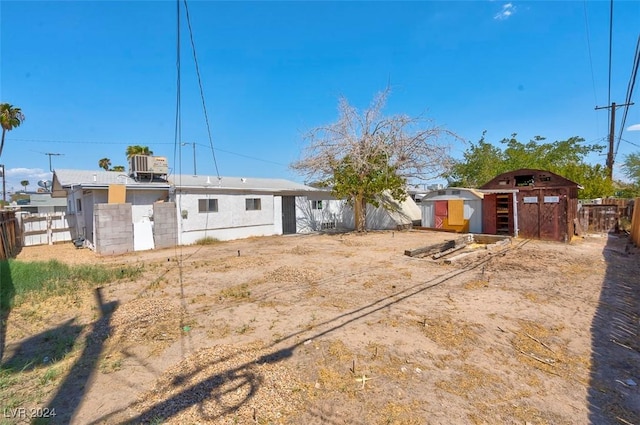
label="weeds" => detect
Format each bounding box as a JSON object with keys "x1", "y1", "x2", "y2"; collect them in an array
[
  {"x1": 195, "y1": 236, "x2": 220, "y2": 245},
  {"x1": 0, "y1": 259, "x2": 143, "y2": 311}
]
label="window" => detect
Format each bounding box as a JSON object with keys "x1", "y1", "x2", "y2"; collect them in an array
[
  {"x1": 311, "y1": 200, "x2": 323, "y2": 210},
  {"x1": 246, "y1": 198, "x2": 261, "y2": 211},
  {"x1": 451, "y1": 190, "x2": 460, "y2": 195},
  {"x1": 515, "y1": 175, "x2": 535, "y2": 187},
  {"x1": 76, "y1": 199, "x2": 82, "y2": 212},
  {"x1": 198, "y1": 198, "x2": 218, "y2": 213}
]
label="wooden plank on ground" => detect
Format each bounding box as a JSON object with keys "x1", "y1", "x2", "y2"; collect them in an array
[{"x1": 404, "y1": 236, "x2": 468, "y2": 258}]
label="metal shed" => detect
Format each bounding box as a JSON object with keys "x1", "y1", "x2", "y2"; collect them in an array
[
  {"x1": 420, "y1": 188, "x2": 484, "y2": 233},
  {"x1": 480, "y1": 169, "x2": 580, "y2": 242}
]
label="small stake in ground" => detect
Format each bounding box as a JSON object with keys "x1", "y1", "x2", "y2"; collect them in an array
[{"x1": 355, "y1": 374, "x2": 373, "y2": 389}]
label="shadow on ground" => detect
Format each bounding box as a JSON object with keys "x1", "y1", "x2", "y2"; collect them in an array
[
  {"x1": 588, "y1": 234, "x2": 640, "y2": 424},
  {"x1": 0, "y1": 259, "x2": 14, "y2": 363}
]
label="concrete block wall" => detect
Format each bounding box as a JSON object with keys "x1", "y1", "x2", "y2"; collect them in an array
[
  {"x1": 94, "y1": 203, "x2": 133, "y2": 255},
  {"x1": 153, "y1": 202, "x2": 177, "y2": 249}
]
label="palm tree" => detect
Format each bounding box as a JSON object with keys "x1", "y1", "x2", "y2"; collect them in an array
[
  {"x1": 125, "y1": 145, "x2": 153, "y2": 159},
  {"x1": 20, "y1": 180, "x2": 29, "y2": 192},
  {"x1": 98, "y1": 158, "x2": 111, "y2": 171},
  {"x1": 111, "y1": 165, "x2": 125, "y2": 172},
  {"x1": 0, "y1": 103, "x2": 26, "y2": 159}
]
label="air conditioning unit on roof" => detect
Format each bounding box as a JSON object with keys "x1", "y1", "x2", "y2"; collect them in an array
[{"x1": 129, "y1": 155, "x2": 168, "y2": 180}]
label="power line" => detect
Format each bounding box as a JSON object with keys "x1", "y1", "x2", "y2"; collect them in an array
[
  {"x1": 9, "y1": 138, "x2": 287, "y2": 167},
  {"x1": 583, "y1": 1, "x2": 599, "y2": 108},
  {"x1": 183, "y1": 0, "x2": 221, "y2": 180},
  {"x1": 614, "y1": 35, "x2": 640, "y2": 159},
  {"x1": 607, "y1": 0, "x2": 614, "y2": 130}
]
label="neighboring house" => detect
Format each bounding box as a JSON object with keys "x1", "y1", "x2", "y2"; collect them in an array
[
  {"x1": 420, "y1": 188, "x2": 484, "y2": 233},
  {"x1": 297, "y1": 191, "x2": 422, "y2": 232},
  {"x1": 10, "y1": 192, "x2": 67, "y2": 214}
]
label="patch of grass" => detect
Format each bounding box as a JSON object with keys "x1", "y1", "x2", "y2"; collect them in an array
[
  {"x1": 0, "y1": 259, "x2": 143, "y2": 311},
  {"x1": 219, "y1": 283, "x2": 251, "y2": 300},
  {"x1": 39, "y1": 366, "x2": 61, "y2": 385},
  {"x1": 195, "y1": 236, "x2": 221, "y2": 245}
]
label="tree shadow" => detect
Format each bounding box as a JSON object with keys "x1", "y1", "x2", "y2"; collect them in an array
[
  {"x1": 42, "y1": 287, "x2": 118, "y2": 424},
  {"x1": 587, "y1": 234, "x2": 640, "y2": 424},
  {"x1": 88, "y1": 248, "x2": 498, "y2": 424},
  {"x1": 0, "y1": 318, "x2": 82, "y2": 372},
  {"x1": 0, "y1": 259, "x2": 14, "y2": 363}
]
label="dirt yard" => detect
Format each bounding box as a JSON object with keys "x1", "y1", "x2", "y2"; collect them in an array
[{"x1": 2, "y1": 230, "x2": 639, "y2": 424}]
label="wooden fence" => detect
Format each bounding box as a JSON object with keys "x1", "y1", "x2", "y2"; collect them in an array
[
  {"x1": 631, "y1": 198, "x2": 640, "y2": 247},
  {"x1": 0, "y1": 211, "x2": 20, "y2": 260},
  {"x1": 22, "y1": 213, "x2": 72, "y2": 246}
]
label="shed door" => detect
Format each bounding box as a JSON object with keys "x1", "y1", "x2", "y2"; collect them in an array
[
  {"x1": 482, "y1": 194, "x2": 497, "y2": 234},
  {"x1": 282, "y1": 196, "x2": 296, "y2": 235},
  {"x1": 539, "y1": 193, "x2": 564, "y2": 241},
  {"x1": 519, "y1": 193, "x2": 540, "y2": 239}
]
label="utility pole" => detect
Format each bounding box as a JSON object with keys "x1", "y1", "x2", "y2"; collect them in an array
[
  {"x1": 595, "y1": 102, "x2": 634, "y2": 179},
  {"x1": 181, "y1": 142, "x2": 197, "y2": 175},
  {"x1": 0, "y1": 164, "x2": 5, "y2": 205},
  {"x1": 43, "y1": 152, "x2": 63, "y2": 172}
]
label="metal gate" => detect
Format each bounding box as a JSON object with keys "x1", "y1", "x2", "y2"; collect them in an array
[{"x1": 282, "y1": 196, "x2": 296, "y2": 235}]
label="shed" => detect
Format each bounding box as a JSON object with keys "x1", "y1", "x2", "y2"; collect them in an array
[
  {"x1": 480, "y1": 169, "x2": 580, "y2": 242},
  {"x1": 420, "y1": 188, "x2": 484, "y2": 233}
]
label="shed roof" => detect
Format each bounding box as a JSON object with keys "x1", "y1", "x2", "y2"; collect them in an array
[
  {"x1": 480, "y1": 169, "x2": 581, "y2": 190},
  {"x1": 421, "y1": 187, "x2": 485, "y2": 201}
]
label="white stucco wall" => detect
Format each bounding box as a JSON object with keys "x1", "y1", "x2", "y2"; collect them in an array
[
  {"x1": 295, "y1": 197, "x2": 347, "y2": 232},
  {"x1": 176, "y1": 191, "x2": 279, "y2": 244}
]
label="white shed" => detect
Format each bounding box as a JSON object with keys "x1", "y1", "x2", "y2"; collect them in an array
[{"x1": 420, "y1": 188, "x2": 484, "y2": 233}]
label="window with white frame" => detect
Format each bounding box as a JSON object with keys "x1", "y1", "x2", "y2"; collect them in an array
[
  {"x1": 198, "y1": 199, "x2": 218, "y2": 213},
  {"x1": 245, "y1": 198, "x2": 261, "y2": 211},
  {"x1": 311, "y1": 200, "x2": 323, "y2": 210}
]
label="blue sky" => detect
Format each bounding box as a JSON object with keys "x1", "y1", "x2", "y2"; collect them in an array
[{"x1": 1, "y1": 0, "x2": 639, "y2": 194}]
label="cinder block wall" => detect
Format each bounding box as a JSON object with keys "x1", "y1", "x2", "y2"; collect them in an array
[
  {"x1": 94, "y1": 203, "x2": 133, "y2": 255},
  {"x1": 153, "y1": 202, "x2": 177, "y2": 249}
]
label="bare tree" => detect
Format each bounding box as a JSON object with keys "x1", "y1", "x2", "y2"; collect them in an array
[{"x1": 291, "y1": 89, "x2": 455, "y2": 232}]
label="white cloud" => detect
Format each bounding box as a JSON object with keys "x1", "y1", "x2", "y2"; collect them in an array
[
  {"x1": 494, "y1": 3, "x2": 516, "y2": 20},
  {"x1": 0, "y1": 167, "x2": 52, "y2": 193},
  {"x1": 627, "y1": 124, "x2": 640, "y2": 131}
]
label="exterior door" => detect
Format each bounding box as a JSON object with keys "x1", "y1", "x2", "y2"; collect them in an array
[
  {"x1": 482, "y1": 194, "x2": 497, "y2": 234},
  {"x1": 282, "y1": 196, "x2": 296, "y2": 235}
]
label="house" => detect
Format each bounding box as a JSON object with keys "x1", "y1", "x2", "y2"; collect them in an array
[
  {"x1": 420, "y1": 187, "x2": 484, "y2": 233},
  {"x1": 52, "y1": 167, "x2": 423, "y2": 254},
  {"x1": 479, "y1": 169, "x2": 580, "y2": 242},
  {"x1": 169, "y1": 174, "x2": 327, "y2": 244},
  {"x1": 52, "y1": 169, "x2": 331, "y2": 254}
]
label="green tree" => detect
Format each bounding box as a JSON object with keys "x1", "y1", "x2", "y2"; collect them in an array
[
  {"x1": 622, "y1": 152, "x2": 640, "y2": 183},
  {"x1": 125, "y1": 145, "x2": 153, "y2": 159},
  {"x1": 0, "y1": 103, "x2": 25, "y2": 159},
  {"x1": 291, "y1": 89, "x2": 455, "y2": 232},
  {"x1": 98, "y1": 158, "x2": 111, "y2": 171},
  {"x1": 448, "y1": 133, "x2": 612, "y2": 198},
  {"x1": 111, "y1": 165, "x2": 125, "y2": 172},
  {"x1": 20, "y1": 180, "x2": 29, "y2": 191}
]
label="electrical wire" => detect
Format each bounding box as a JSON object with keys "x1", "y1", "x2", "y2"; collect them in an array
[
  {"x1": 614, "y1": 35, "x2": 640, "y2": 160},
  {"x1": 583, "y1": 1, "x2": 599, "y2": 110},
  {"x1": 607, "y1": 0, "x2": 614, "y2": 129},
  {"x1": 183, "y1": 0, "x2": 221, "y2": 180}
]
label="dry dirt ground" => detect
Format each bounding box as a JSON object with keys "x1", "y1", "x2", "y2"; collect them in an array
[{"x1": 2, "y1": 229, "x2": 639, "y2": 425}]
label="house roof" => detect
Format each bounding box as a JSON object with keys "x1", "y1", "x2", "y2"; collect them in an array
[
  {"x1": 51, "y1": 169, "x2": 320, "y2": 197},
  {"x1": 169, "y1": 175, "x2": 318, "y2": 194}
]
